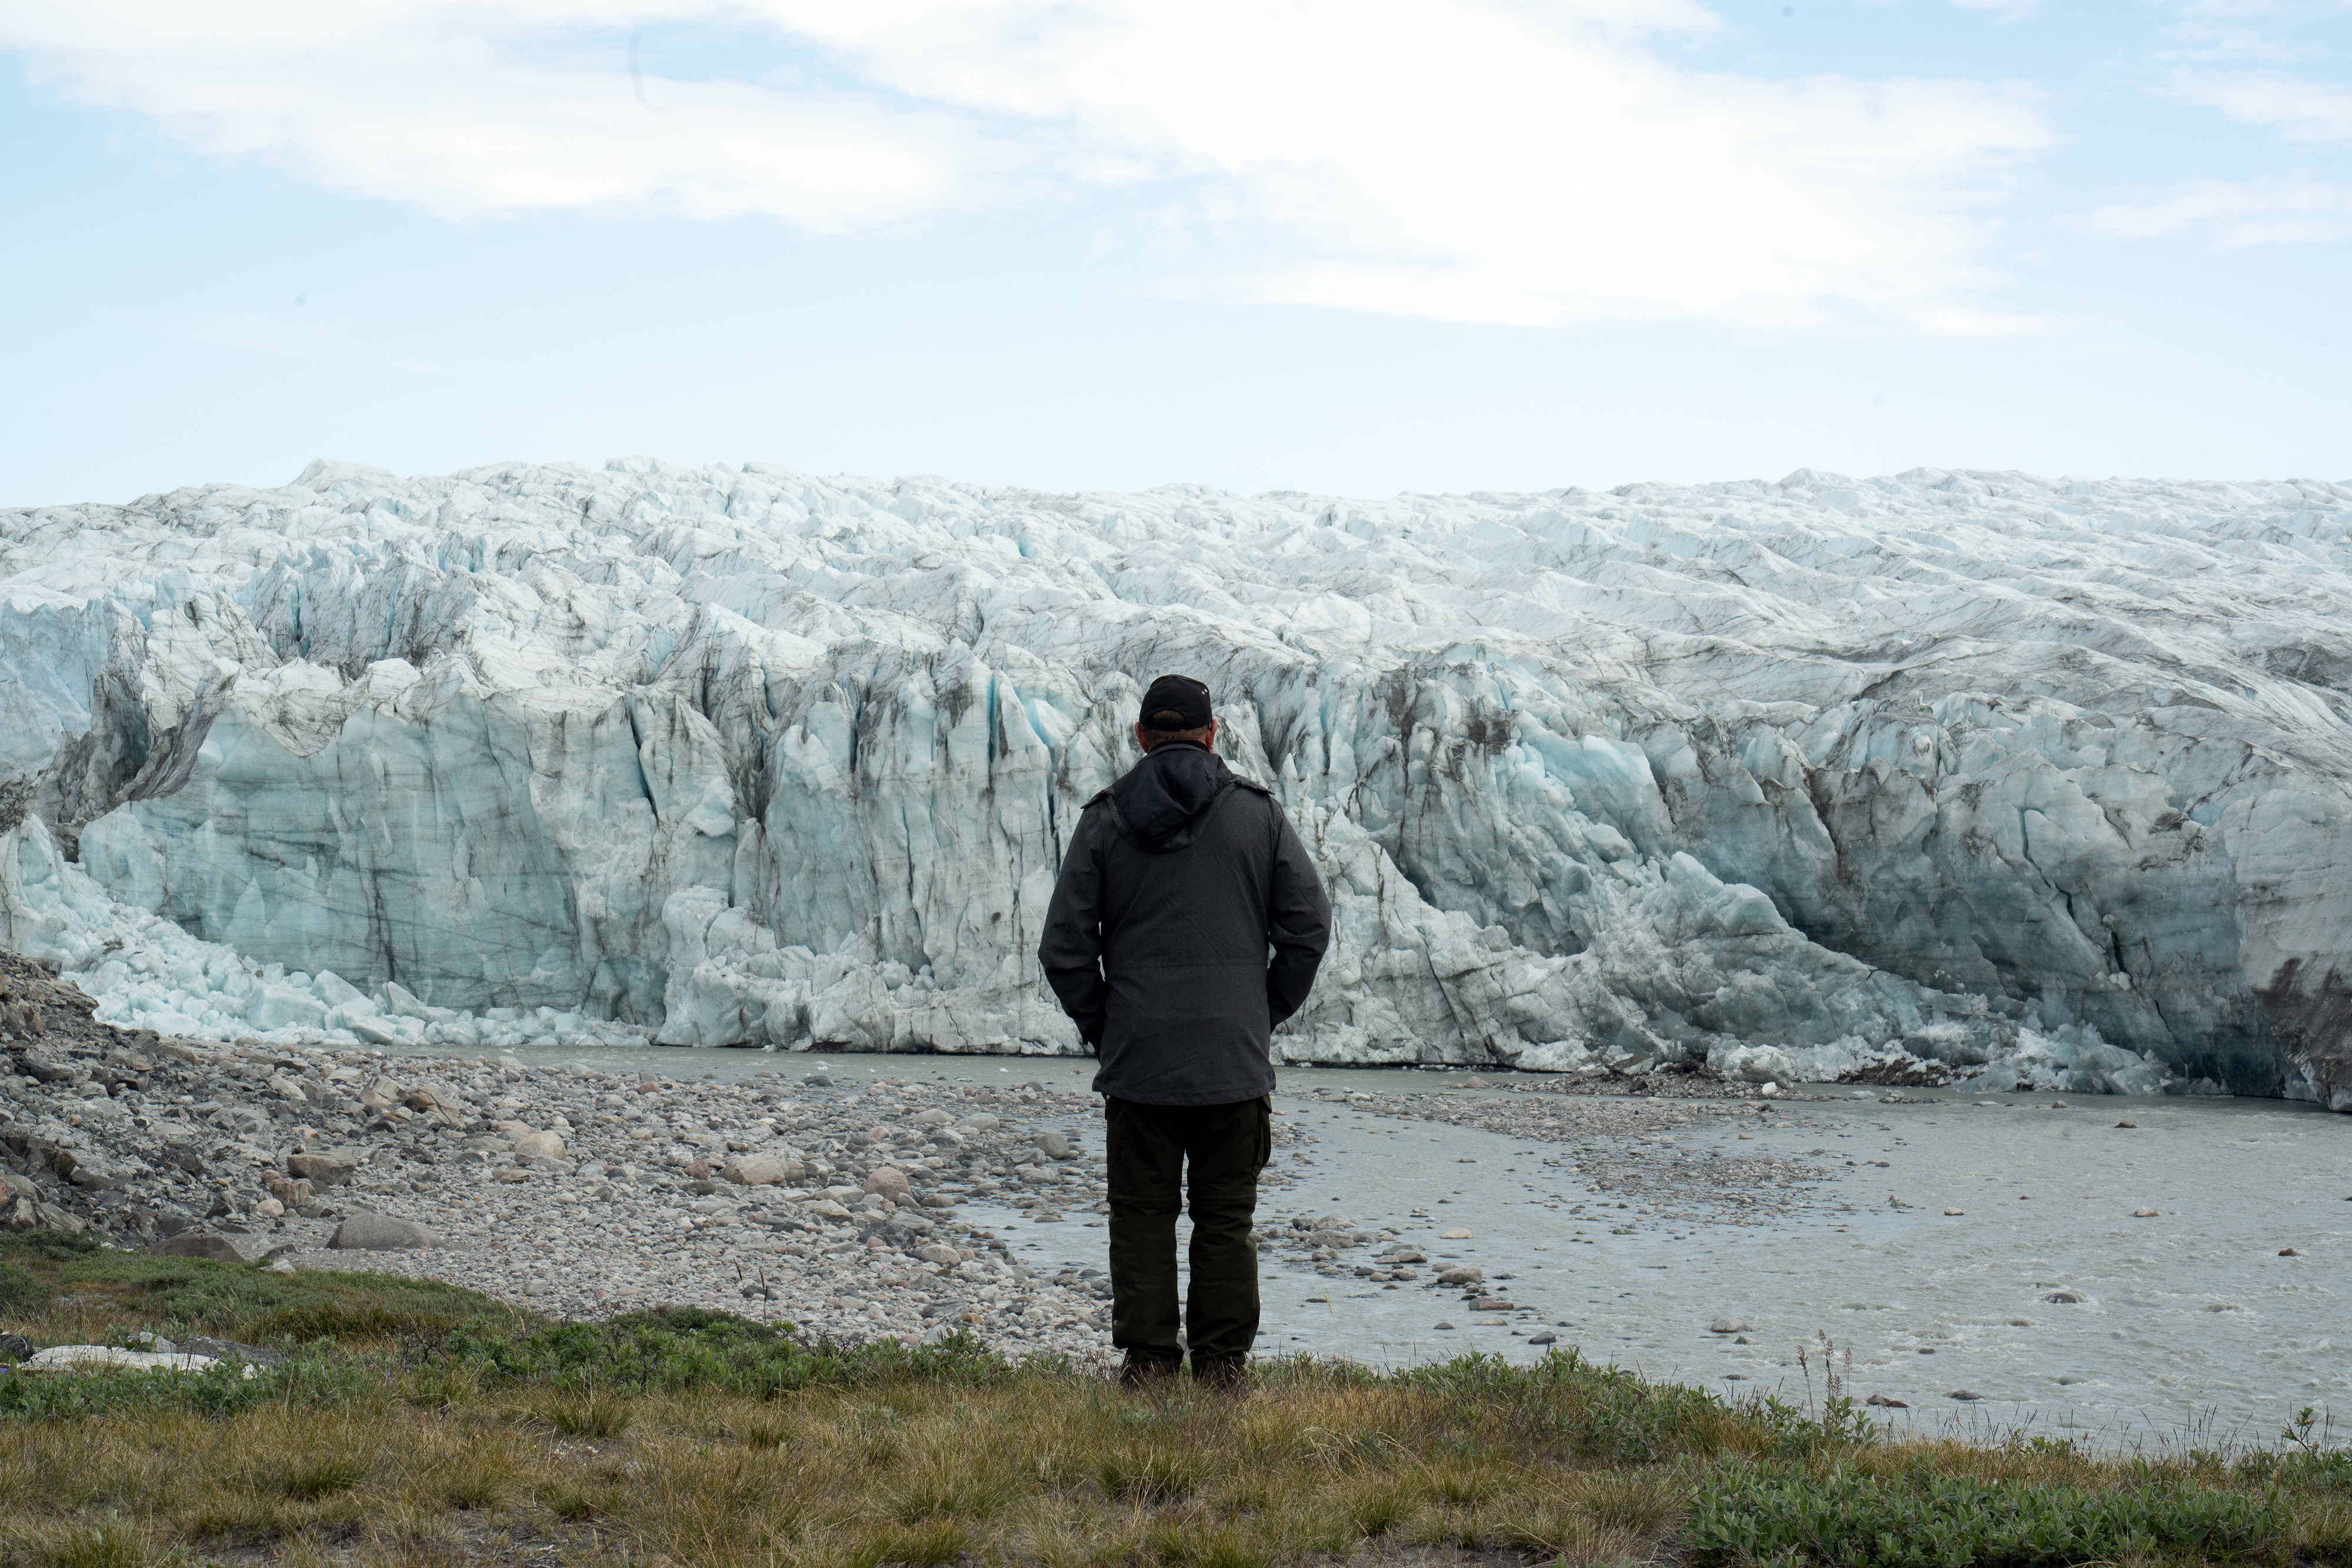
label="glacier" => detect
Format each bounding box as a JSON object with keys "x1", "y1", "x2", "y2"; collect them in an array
[{"x1": 2, "y1": 459, "x2": 2348, "y2": 1109}]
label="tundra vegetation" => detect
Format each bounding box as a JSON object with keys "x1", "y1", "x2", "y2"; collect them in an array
[{"x1": 1, "y1": 1232, "x2": 2347, "y2": 1567}]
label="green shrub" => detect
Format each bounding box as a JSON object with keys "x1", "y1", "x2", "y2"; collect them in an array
[
  {"x1": 0, "y1": 1231, "x2": 102, "y2": 1265},
  {"x1": 0, "y1": 1354, "x2": 373, "y2": 1423},
  {"x1": 0, "y1": 1261, "x2": 45, "y2": 1318},
  {"x1": 1685, "y1": 1459, "x2": 2290, "y2": 1567},
  {"x1": 0, "y1": 1242, "x2": 516, "y2": 1344},
  {"x1": 439, "y1": 1306, "x2": 1003, "y2": 1397},
  {"x1": 1389, "y1": 1348, "x2": 1760, "y2": 1463}
]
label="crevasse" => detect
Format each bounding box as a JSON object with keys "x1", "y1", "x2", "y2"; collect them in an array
[{"x1": 2, "y1": 459, "x2": 2347, "y2": 1108}]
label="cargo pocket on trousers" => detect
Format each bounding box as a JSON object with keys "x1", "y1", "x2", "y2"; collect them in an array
[{"x1": 1254, "y1": 1096, "x2": 1272, "y2": 1176}]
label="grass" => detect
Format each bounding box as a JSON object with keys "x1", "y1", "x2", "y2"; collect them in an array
[
  {"x1": 1, "y1": 1237, "x2": 2348, "y2": 1565},
  {"x1": 1, "y1": 1232, "x2": 519, "y2": 1348}
]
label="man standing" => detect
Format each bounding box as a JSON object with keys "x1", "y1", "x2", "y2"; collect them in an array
[{"x1": 1038, "y1": 674, "x2": 1332, "y2": 1386}]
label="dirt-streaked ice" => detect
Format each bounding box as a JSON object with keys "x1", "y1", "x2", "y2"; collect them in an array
[{"x1": 2, "y1": 460, "x2": 2348, "y2": 1106}]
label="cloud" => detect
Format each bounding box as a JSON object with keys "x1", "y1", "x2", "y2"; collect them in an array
[
  {"x1": 0, "y1": 4, "x2": 1022, "y2": 229},
  {"x1": 2089, "y1": 175, "x2": 2352, "y2": 246},
  {"x1": 0, "y1": 1, "x2": 2059, "y2": 333},
  {"x1": 2156, "y1": 3, "x2": 2352, "y2": 66},
  {"x1": 2166, "y1": 68, "x2": 2352, "y2": 141}
]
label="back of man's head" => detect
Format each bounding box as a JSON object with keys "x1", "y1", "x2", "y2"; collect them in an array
[{"x1": 1138, "y1": 673, "x2": 1214, "y2": 746}]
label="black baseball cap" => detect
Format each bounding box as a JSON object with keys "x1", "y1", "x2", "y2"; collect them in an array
[{"x1": 1138, "y1": 674, "x2": 1213, "y2": 731}]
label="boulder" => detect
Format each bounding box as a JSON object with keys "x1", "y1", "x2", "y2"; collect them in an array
[
  {"x1": 179, "y1": 1335, "x2": 286, "y2": 1366},
  {"x1": 327, "y1": 1212, "x2": 442, "y2": 1250},
  {"x1": 863, "y1": 1166, "x2": 911, "y2": 1202},
  {"x1": 28, "y1": 1345, "x2": 246, "y2": 1376},
  {"x1": 512, "y1": 1130, "x2": 566, "y2": 1161},
  {"x1": 263, "y1": 1176, "x2": 313, "y2": 1208},
  {"x1": 721, "y1": 1154, "x2": 791, "y2": 1186},
  {"x1": 286, "y1": 1153, "x2": 356, "y2": 1186}
]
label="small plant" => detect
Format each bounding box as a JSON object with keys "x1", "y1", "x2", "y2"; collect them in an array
[
  {"x1": 539, "y1": 1485, "x2": 608, "y2": 1521},
  {"x1": 43, "y1": 1520, "x2": 149, "y2": 1568},
  {"x1": 278, "y1": 1456, "x2": 368, "y2": 1499},
  {"x1": 539, "y1": 1391, "x2": 632, "y2": 1437},
  {"x1": 2283, "y1": 1404, "x2": 2331, "y2": 1457},
  {"x1": 851, "y1": 1517, "x2": 968, "y2": 1567},
  {"x1": 439, "y1": 1463, "x2": 509, "y2": 1510},
  {"x1": 1346, "y1": 1478, "x2": 1412, "y2": 1536},
  {"x1": 1790, "y1": 1332, "x2": 1872, "y2": 1447},
  {"x1": 1098, "y1": 1446, "x2": 1208, "y2": 1504},
  {"x1": 1141, "y1": 1520, "x2": 1268, "y2": 1568}
]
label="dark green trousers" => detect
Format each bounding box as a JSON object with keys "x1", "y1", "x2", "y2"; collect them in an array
[{"x1": 1103, "y1": 1095, "x2": 1271, "y2": 1368}]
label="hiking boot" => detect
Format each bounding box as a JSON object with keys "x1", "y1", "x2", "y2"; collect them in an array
[
  {"x1": 1190, "y1": 1355, "x2": 1248, "y2": 1390},
  {"x1": 1118, "y1": 1353, "x2": 1182, "y2": 1388}
]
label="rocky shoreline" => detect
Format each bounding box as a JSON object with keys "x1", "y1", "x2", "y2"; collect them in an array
[
  {"x1": 4, "y1": 950, "x2": 1874, "y2": 1366},
  {"x1": 1, "y1": 952, "x2": 1141, "y2": 1362}
]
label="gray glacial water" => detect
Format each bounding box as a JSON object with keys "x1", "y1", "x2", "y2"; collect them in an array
[
  {"x1": 402, "y1": 1042, "x2": 2351, "y2": 1450},
  {"x1": 1238, "y1": 1071, "x2": 2351, "y2": 1452}
]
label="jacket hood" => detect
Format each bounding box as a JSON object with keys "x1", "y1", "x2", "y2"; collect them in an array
[{"x1": 1105, "y1": 742, "x2": 1237, "y2": 852}]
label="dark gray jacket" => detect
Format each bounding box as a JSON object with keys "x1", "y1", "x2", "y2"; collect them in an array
[{"x1": 1038, "y1": 741, "x2": 1332, "y2": 1105}]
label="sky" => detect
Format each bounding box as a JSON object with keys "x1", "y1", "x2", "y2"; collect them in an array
[{"x1": 2, "y1": 0, "x2": 2348, "y2": 506}]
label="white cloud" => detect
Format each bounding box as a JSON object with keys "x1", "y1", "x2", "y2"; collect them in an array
[
  {"x1": 0, "y1": 3, "x2": 1021, "y2": 229},
  {"x1": 2167, "y1": 68, "x2": 2352, "y2": 141},
  {"x1": 2089, "y1": 175, "x2": 2352, "y2": 246},
  {"x1": 0, "y1": 1, "x2": 2058, "y2": 332}
]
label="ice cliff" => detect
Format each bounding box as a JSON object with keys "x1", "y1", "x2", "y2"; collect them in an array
[{"x1": 4, "y1": 459, "x2": 2349, "y2": 1108}]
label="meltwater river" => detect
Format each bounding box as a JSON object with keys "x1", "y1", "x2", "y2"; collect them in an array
[{"x1": 397, "y1": 1041, "x2": 2352, "y2": 1451}]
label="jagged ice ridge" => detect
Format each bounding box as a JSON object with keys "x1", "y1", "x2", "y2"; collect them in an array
[{"x1": 3, "y1": 459, "x2": 2349, "y2": 1108}]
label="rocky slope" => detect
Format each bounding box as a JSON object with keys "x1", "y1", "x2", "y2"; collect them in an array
[
  {"x1": 4, "y1": 461, "x2": 2349, "y2": 1104},
  {"x1": 0, "y1": 953, "x2": 1116, "y2": 1353}
]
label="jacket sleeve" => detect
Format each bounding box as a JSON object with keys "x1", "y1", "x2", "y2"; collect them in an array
[
  {"x1": 1263, "y1": 805, "x2": 1332, "y2": 1029},
  {"x1": 1037, "y1": 809, "x2": 1110, "y2": 1047}
]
